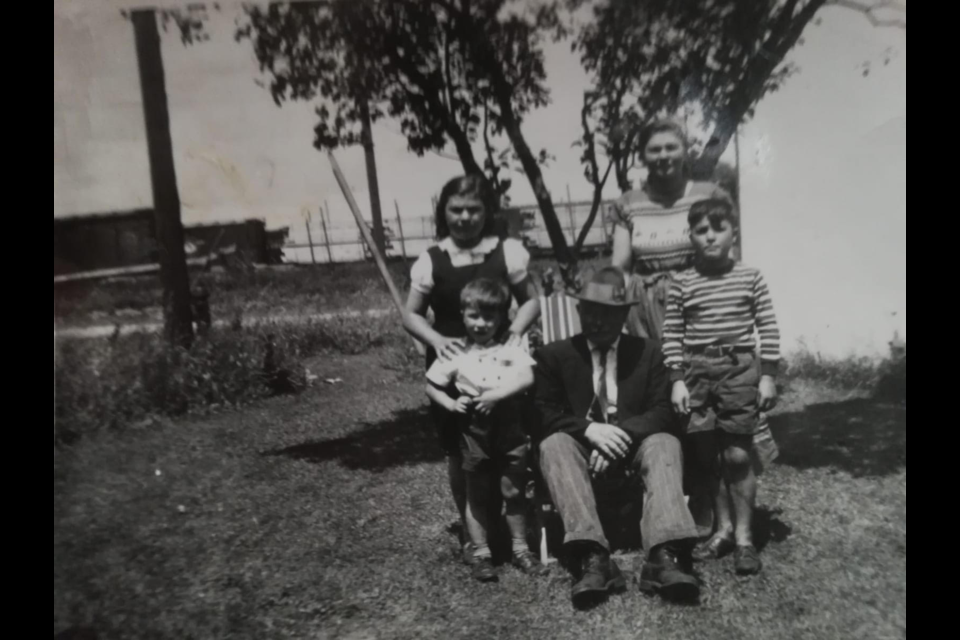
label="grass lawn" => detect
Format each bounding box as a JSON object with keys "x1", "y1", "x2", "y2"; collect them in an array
[
  {"x1": 54, "y1": 349, "x2": 906, "y2": 640},
  {"x1": 52, "y1": 257, "x2": 604, "y2": 329}
]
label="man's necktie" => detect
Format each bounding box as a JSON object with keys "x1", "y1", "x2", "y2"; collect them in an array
[{"x1": 596, "y1": 348, "x2": 610, "y2": 422}]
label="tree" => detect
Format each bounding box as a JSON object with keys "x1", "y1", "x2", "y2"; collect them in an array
[
  {"x1": 235, "y1": 0, "x2": 576, "y2": 266},
  {"x1": 570, "y1": 0, "x2": 904, "y2": 244},
  {"x1": 235, "y1": 1, "x2": 394, "y2": 255}
]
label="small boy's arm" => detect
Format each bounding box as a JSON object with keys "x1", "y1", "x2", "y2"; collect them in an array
[
  {"x1": 753, "y1": 272, "x2": 781, "y2": 378},
  {"x1": 661, "y1": 279, "x2": 687, "y2": 383},
  {"x1": 426, "y1": 381, "x2": 456, "y2": 412}
]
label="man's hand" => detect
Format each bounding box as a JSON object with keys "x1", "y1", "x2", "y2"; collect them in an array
[
  {"x1": 671, "y1": 380, "x2": 690, "y2": 415},
  {"x1": 584, "y1": 423, "x2": 632, "y2": 460},
  {"x1": 758, "y1": 375, "x2": 777, "y2": 411},
  {"x1": 473, "y1": 391, "x2": 501, "y2": 416},
  {"x1": 453, "y1": 395, "x2": 474, "y2": 414},
  {"x1": 589, "y1": 449, "x2": 612, "y2": 477}
]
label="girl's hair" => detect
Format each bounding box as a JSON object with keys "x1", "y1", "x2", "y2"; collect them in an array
[
  {"x1": 460, "y1": 277, "x2": 511, "y2": 316},
  {"x1": 688, "y1": 196, "x2": 739, "y2": 230},
  {"x1": 434, "y1": 174, "x2": 498, "y2": 240}
]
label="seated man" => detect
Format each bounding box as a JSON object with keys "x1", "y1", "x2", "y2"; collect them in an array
[{"x1": 531, "y1": 266, "x2": 701, "y2": 609}]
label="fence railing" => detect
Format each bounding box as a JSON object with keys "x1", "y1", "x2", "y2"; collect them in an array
[{"x1": 285, "y1": 199, "x2": 615, "y2": 264}]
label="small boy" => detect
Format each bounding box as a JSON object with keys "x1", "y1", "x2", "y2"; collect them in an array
[
  {"x1": 425, "y1": 278, "x2": 546, "y2": 582},
  {"x1": 662, "y1": 196, "x2": 780, "y2": 576}
]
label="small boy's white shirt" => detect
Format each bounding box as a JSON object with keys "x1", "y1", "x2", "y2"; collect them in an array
[{"x1": 426, "y1": 339, "x2": 536, "y2": 397}]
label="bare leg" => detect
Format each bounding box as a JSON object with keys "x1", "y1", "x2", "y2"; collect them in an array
[
  {"x1": 502, "y1": 471, "x2": 529, "y2": 554},
  {"x1": 685, "y1": 433, "x2": 719, "y2": 538},
  {"x1": 464, "y1": 470, "x2": 492, "y2": 557},
  {"x1": 690, "y1": 433, "x2": 735, "y2": 561},
  {"x1": 447, "y1": 456, "x2": 468, "y2": 541},
  {"x1": 712, "y1": 472, "x2": 735, "y2": 540},
  {"x1": 722, "y1": 440, "x2": 756, "y2": 547},
  {"x1": 722, "y1": 435, "x2": 762, "y2": 574}
]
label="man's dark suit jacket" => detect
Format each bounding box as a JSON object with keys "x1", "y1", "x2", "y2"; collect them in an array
[{"x1": 531, "y1": 334, "x2": 676, "y2": 446}]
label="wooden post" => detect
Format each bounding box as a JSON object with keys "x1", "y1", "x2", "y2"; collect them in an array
[
  {"x1": 394, "y1": 200, "x2": 407, "y2": 259},
  {"x1": 327, "y1": 151, "x2": 404, "y2": 314},
  {"x1": 304, "y1": 210, "x2": 317, "y2": 264},
  {"x1": 321, "y1": 201, "x2": 334, "y2": 264},
  {"x1": 131, "y1": 9, "x2": 193, "y2": 346}
]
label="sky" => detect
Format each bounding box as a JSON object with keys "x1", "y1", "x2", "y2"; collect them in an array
[{"x1": 54, "y1": 0, "x2": 906, "y2": 357}]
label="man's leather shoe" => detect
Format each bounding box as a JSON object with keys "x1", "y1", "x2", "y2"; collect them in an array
[
  {"x1": 638, "y1": 543, "x2": 700, "y2": 602},
  {"x1": 571, "y1": 544, "x2": 626, "y2": 609}
]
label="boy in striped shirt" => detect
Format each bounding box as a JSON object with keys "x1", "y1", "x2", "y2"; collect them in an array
[{"x1": 663, "y1": 196, "x2": 780, "y2": 576}]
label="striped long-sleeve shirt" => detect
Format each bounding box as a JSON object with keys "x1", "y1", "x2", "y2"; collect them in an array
[{"x1": 662, "y1": 263, "x2": 780, "y2": 381}]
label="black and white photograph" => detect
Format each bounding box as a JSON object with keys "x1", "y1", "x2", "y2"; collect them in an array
[{"x1": 54, "y1": 1, "x2": 906, "y2": 638}]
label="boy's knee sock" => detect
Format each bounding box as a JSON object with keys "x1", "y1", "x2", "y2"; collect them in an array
[{"x1": 473, "y1": 543, "x2": 492, "y2": 559}]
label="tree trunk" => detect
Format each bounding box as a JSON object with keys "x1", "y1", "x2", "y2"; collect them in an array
[
  {"x1": 132, "y1": 9, "x2": 193, "y2": 347},
  {"x1": 448, "y1": 125, "x2": 483, "y2": 175},
  {"x1": 576, "y1": 178, "x2": 609, "y2": 254},
  {"x1": 359, "y1": 99, "x2": 387, "y2": 257},
  {"x1": 503, "y1": 118, "x2": 575, "y2": 268},
  {"x1": 457, "y1": 15, "x2": 576, "y2": 273},
  {"x1": 693, "y1": 0, "x2": 827, "y2": 177}
]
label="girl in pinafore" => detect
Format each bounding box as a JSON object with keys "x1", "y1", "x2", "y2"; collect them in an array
[{"x1": 402, "y1": 175, "x2": 541, "y2": 564}]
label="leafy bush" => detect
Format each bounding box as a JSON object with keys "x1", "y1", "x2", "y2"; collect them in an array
[
  {"x1": 53, "y1": 314, "x2": 409, "y2": 445},
  {"x1": 780, "y1": 337, "x2": 906, "y2": 401}
]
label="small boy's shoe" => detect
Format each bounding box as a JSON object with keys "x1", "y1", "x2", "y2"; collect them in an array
[
  {"x1": 512, "y1": 549, "x2": 548, "y2": 576},
  {"x1": 461, "y1": 542, "x2": 479, "y2": 566},
  {"x1": 692, "y1": 534, "x2": 735, "y2": 562},
  {"x1": 734, "y1": 545, "x2": 762, "y2": 575},
  {"x1": 472, "y1": 556, "x2": 498, "y2": 582}
]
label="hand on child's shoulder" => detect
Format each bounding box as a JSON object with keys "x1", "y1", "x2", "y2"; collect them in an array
[{"x1": 498, "y1": 343, "x2": 536, "y2": 367}]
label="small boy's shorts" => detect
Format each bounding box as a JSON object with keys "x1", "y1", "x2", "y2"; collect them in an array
[
  {"x1": 459, "y1": 398, "x2": 529, "y2": 474},
  {"x1": 684, "y1": 349, "x2": 761, "y2": 436}
]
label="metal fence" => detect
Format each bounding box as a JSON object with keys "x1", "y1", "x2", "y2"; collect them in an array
[{"x1": 283, "y1": 199, "x2": 616, "y2": 264}]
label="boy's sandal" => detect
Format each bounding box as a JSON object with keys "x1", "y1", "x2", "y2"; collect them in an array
[
  {"x1": 734, "y1": 545, "x2": 762, "y2": 575},
  {"x1": 692, "y1": 534, "x2": 736, "y2": 562},
  {"x1": 512, "y1": 549, "x2": 549, "y2": 576}
]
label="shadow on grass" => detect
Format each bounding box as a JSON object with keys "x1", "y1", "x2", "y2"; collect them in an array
[
  {"x1": 769, "y1": 398, "x2": 906, "y2": 477},
  {"x1": 754, "y1": 505, "x2": 793, "y2": 552},
  {"x1": 263, "y1": 406, "x2": 443, "y2": 472}
]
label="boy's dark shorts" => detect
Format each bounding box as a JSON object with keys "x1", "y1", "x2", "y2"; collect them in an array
[
  {"x1": 684, "y1": 349, "x2": 761, "y2": 436},
  {"x1": 459, "y1": 398, "x2": 529, "y2": 474}
]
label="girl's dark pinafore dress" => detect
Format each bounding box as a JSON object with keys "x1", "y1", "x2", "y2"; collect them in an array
[{"x1": 425, "y1": 238, "x2": 511, "y2": 456}]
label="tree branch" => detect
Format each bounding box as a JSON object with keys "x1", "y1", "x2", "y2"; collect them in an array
[
  {"x1": 575, "y1": 158, "x2": 613, "y2": 253},
  {"x1": 830, "y1": 0, "x2": 906, "y2": 29}
]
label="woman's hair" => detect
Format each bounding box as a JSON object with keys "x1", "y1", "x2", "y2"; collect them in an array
[
  {"x1": 460, "y1": 277, "x2": 511, "y2": 316},
  {"x1": 688, "y1": 196, "x2": 739, "y2": 231},
  {"x1": 637, "y1": 118, "x2": 690, "y2": 160},
  {"x1": 434, "y1": 174, "x2": 498, "y2": 239}
]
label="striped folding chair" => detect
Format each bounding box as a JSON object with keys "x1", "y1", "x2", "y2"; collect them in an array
[{"x1": 528, "y1": 287, "x2": 581, "y2": 563}]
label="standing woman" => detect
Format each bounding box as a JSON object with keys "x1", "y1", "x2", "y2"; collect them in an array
[
  {"x1": 607, "y1": 119, "x2": 776, "y2": 540},
  {"x1": 403, "y1": 174, "x2": 541, "y2": 563},
  {"x1": 608, "y1": 118, "x2": 733, "y2": 341}
]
